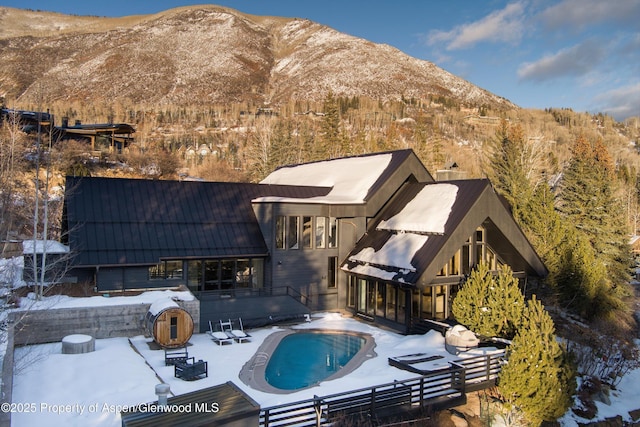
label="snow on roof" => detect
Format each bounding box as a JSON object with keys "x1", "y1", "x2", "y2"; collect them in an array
[
  {"x1": 22, "y1": 239, "x2": 70, "y2": 254},
  {"x1": 347, "y1": 264, "x2": 398, "y2": 281},
  {"x1": 348, "y1": 233, "x2": 428, "y2": 273},
  {"x1": 256, "y1": 153, "x2": 393, "y2": 204},
  {"x1": 377, "y1": 183, "x2": 458, "y2": 234}
]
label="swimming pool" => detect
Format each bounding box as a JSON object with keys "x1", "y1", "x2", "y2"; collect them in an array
[
  {"x1": 239, "y1": 329, "x2": 375, "y2": 393},
  {"x1": 264, "y1": 332, "x2": 366, "y2": 390}
]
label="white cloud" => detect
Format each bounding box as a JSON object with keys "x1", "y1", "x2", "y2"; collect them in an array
[
  {"x1": 517, "y1": 40, "x2": 605, "y2": 82},
  {"x1": 593, "y1": 83, "x2": 640, "y2": 120},
  {"x1": 427, "y1": 2, "x2": 527, "y2": 50},
  {"x1": 540, "y1": 0, "x2": 640, "y2": 31}
]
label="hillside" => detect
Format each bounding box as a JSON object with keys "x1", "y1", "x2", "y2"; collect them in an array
[{"x1": 0, "y1": 5, "x2": 513, "y2": 109}]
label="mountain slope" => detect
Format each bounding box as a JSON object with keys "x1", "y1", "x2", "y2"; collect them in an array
[{"x1": 0, "y1": 5, "x2": 514, "y2": 109}]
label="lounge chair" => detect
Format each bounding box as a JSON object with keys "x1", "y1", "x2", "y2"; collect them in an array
[
  {"x1": 230, "y1": 318, "x2": 251, "y2": 343},
  {"x1": 207, "y1": 320, "x2": 233, "y2": 345},
  {"x1": 221, "y1": 318, "x2": 251, "y2": 343}
]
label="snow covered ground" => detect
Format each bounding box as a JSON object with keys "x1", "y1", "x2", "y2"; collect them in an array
[
  {"x1": 2, "y1": 256, "x2": 639, "y2": 426},
  {"x1": 9, "y1": 311, "x2": 452, "y2": 426}
]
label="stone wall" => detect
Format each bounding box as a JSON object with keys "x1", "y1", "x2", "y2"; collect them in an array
[
  {"x1": 0, "y1": 299, "x2": 199, "y2": 427},
  {"x1": 10, "y1": 299, "x2": 200, "y2": 346}
]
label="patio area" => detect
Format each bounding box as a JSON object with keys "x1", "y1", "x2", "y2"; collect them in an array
[{"x1": 10, "y1": 312, "x2": 501, "y2": 426}]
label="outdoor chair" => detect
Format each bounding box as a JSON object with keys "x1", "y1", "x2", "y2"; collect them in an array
[
  {"x1": 222, "y1": 318, "x2": 251, "y2": 343},
  {"x1": 164, "y1": 346, "x2": 189, "y2": 366},
  {"x1": 174, "y1": 357, "x2": 208, "y2": 381},
  {"x1": 207, "y1": 320, "x2": 233, "y2": 345}
]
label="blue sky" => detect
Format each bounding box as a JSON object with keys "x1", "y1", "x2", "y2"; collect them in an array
[{"x1": 3, "y1": 0, "x2": 639, "y2": 120}]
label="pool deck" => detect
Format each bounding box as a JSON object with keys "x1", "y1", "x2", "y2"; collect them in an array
[{"x1": 239, "y1": 328, "x2": 377, "y2": 394}]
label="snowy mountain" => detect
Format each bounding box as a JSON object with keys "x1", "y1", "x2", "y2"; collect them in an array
[{"x1": 0, "y1": 5, "x2": 515, "y2": 109}]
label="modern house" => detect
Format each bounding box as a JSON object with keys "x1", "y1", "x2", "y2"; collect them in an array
[{"x1": 61, "y1": 149, "x2": 546, "y2": 333}]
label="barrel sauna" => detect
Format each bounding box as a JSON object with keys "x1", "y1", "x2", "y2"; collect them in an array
[{"x1": 145, "y1": 299, "x2": 194, "y2": 348}]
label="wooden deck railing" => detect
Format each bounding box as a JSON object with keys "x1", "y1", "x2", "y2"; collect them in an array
[
  {"x1": 454, "y1": 351, "x2": 505, "y2": 392},
  {"x1": 259, "y1": 349, "x2": 506, "y2": 427},
  {"x1": 260, "y1": 365, "x2": 466, "y2": 427}
]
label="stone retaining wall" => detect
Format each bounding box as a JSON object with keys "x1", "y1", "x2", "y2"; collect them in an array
[
  {"x1": 0, "y1": 299, "x2": 200, "y2": 427},
  {"x1": 10, "y1": 299, "x2": 199, "y2": 346}
]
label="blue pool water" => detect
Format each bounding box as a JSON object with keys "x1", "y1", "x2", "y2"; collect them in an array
[{"x1": 265, "y1": 332, "x2": 366, "y2": 390}]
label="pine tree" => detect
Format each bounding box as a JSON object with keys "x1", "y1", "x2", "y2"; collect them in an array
[
  {"x1": 556, "y1": 133, "x2": 632, "y2": 318},
  {"x1": 498, "y1": 296, "x2": 576, "y2": 426},
  {"x1": 452, "y1": 263, "x2": 524, "y2": 339},
  {"x1": 485, "y1": 120, "x2": 533, "y2": 225},
  {"x1": 521, "y1": 181, "x2": 566, "y2": 264},
  {"x1": 320, "y1": 91, "x2": 340, "y2": 160}
]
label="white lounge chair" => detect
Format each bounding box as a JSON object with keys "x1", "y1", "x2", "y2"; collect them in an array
[
  {"x1": 207, "y1": 320, "x2": 233, "y2": 345},
  {"x1": 221, "y1": 318, "x2": 251, "y2": 343}
]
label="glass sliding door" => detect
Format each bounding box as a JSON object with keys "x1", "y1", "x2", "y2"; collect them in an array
[
  {"x1": 357, "y1": 278, "x2": 367, "y2": 314},
  {"x1": 220, "y1": 259, "x2": 234, "y2": 291},
  {"x1": 204, "y1": 260, "x2": 219, "y2": 291},
  {"x1": 187, "y1": 260, "x2": 202, "y2": 292}
]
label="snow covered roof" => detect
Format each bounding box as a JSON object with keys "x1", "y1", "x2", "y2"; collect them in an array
[
  {"x1": 348, "y1": 233, "x2": 429, "y2": 273},
  {"x1": 22, "y1": 239, "x2": 70, "y2": 255},
  {"x1": 344, "y1": 183, "x2": 458, "y2": 282},
  {"x1": 342, "y1": 179, "x2": 548, "y2": 284},
  {"x1": 377, "y1": 183, "x2": 458, "y2": 234},
  {"x1": 341, "y1": 182, "x2": 458, "y2": 283},
  {"x1": 256, "y1": 152, "x2": 394, "y2": 204}
]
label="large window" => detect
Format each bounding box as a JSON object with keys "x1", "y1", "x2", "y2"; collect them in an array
[
  {"x1": 149, "y1": 260, "x2": 182, "y2": 280},
  {"x1": 316, "y1": 216, "x2": 326, "y2": 248},
  {"x1": 275, "y1": 215, "x2": 337, "y2": 250},
  {"x1": 437, "y1": 227, "x2": 501, "y2": 276},
  {"x1": 302, "y1": 216, "x2": 313, "y2": 249},
  {"x1": 386, "y1": 285, "x2": 397, "y2": 322},
  {"x1": 347, "y1": 276, "x2": 356, "y2": 308},
  {"x1": 187, "y1": 260, "x2": 202, "y2": 292},
  {"x1": 328, "y1": 217, "x2": 338, "y2": 248},
  {"x1": 236, "y1": 259, "x2": 251, "y2": 288},
  {"x1": 375, "y1": 282, "x2": 385, "y2": 316},
  {"x1": 187, "y1": 258, "x2": 264, "y2": 292},
  {"x1": 328, "y1": 256, "x2": 338, "y2": 288},
  {"x1": 204, "y1": 260, "x2": 219, "y2": 291},
  {"x1": 288, "y1": 216, "x2": 300, "y2": 249},
  {"x1": 221, "y1": 260, "x2": 235, "y2": 289}
]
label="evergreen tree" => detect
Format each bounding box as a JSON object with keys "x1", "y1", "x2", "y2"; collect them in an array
[
  {"x1": 498, "y1": 296, "x2": 576, "y2": 426},
  {"x1": 452, "y1": 263, "x2": 524, "y2": 339},
  {"x1": 428, "y1": 120, "x2": 445, "y2": 171},
  {"x1": 320, "y1": 91, "x2": 340, "y2": 160},
  {"x1": 556, "y1": 133, "x2": 632, "y2": 318},
  {"x1": 485, "y1": 120, "x2": 533, "y2": 225},
  {"x1": 521, "y1": 181, "x2": 566, "y2": 264}
]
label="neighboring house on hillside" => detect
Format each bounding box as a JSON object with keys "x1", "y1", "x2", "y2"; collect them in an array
[{"x1": 61, "y1": 149, "x2": 546, "y2": 333}]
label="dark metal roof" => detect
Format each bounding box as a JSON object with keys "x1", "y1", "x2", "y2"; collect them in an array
[
  {"x1": 63, "y1": 176, "x2": 329, "y2": 267},
  {"x1": 120, "y1": 381, "x2": 260, "y2": 427},
  {"x1": 58, "y1": 123, "x2": 135, "y2": 133},
  {"x1": 342, "y1": 179, "x2": 546, "y2": 284}
]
